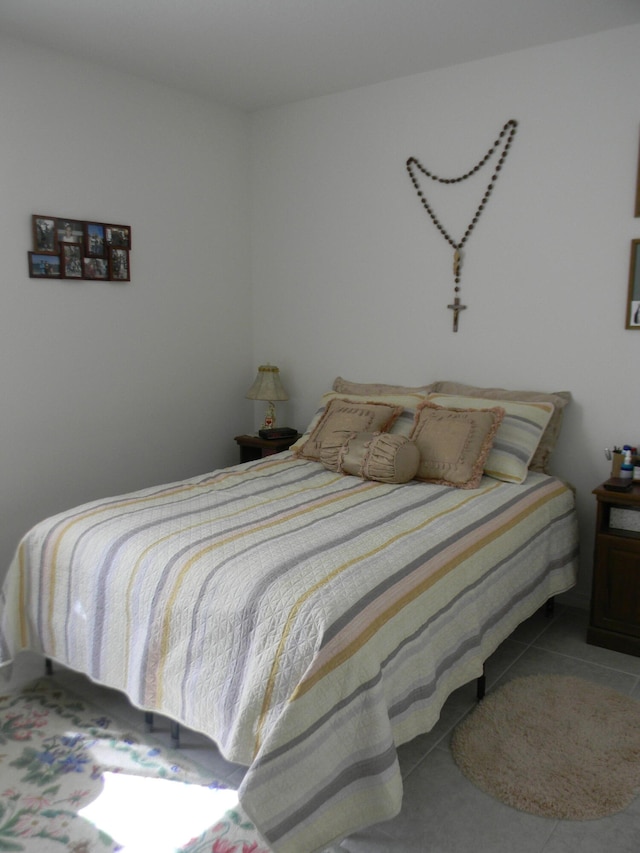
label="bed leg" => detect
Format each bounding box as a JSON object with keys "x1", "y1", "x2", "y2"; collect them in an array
[
  {"x1": 170, "y1": 721, "x2": 180, "y2": 749},
  {"x1": 144, "y1": 712, "x2": 154, "y2": 732},
  {"x1": 476, "y1": 665, "x2": 486, "y2": 701},
  {"x1": 45, "y1": 657, "x2": 53, "y2": 676},
  {"x1": 544, "y1": 596, "x2": 555, "y2": 618}
]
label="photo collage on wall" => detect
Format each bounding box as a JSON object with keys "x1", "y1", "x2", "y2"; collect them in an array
[{"x1": 29, "y1": 215, "x2": 131, "y2": 282}]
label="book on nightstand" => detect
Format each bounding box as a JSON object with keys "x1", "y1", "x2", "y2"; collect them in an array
[{"x1": 602, "y1": 477, "x2": 633, "y2": 492}]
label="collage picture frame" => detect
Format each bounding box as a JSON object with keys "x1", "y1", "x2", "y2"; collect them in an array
[
  {"x1": 626, "y1": 133, "x2": 640, "y2": 328},
  {"x1": 29, "y1": 215, "x2": 131, "y2": 281},
  {"x1": 626, "y1": 238, "x2": 640, "y2": 329}
]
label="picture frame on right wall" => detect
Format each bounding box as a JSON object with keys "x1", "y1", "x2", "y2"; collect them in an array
[
  {"x1": 626, "y1": 239, "x2": 640, "y2": 328},
  {"x1": 635, "y1": 134, "x2": 640, "y2": 218}
]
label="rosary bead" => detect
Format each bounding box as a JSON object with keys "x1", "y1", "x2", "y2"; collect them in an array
[{"x1": 407, "y1": 118, "x2": 517, "y2": 304}]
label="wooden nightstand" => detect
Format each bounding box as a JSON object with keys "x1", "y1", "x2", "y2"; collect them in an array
[
  {"x1": 588, "y1": 482, "x2": 640, "y2": 656},
  {"x1": 234, "y1": 433, "x2": 300, "y2": 464}
]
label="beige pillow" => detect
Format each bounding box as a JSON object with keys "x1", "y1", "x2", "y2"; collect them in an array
[
  {"x1": 294, "y1": 397, "x2": 402, "y2": 461},
  {"x1": 320, "y1": 432, "x2": 420, "y2": 484},
  {"x1": 410, "y1": 401, "x2": 504, "y2": 489},
  {"x1": 433, "y1": 381, "x2": 570, "y2": 473},
  {"x1": 333, "y1": 376, "x2": 436, "y2": 397},
  {"x1": 291, "y1": 390, "x2": 429, "y2": 456},
  {"x1": 427, "y1": 393, "x2": 555, "y2": 485}
]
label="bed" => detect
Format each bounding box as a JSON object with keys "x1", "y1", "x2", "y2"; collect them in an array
[{"x1": 0, "y1": 378, "x2": 579, "y2": 853}]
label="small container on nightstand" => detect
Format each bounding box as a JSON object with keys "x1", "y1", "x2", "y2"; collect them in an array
[
  {"x1": 234, "y1": 433, "x2": 300, "y2": 464},
  {"x1": 588, "y1": 481, "x2": 640, "y2": 656}
]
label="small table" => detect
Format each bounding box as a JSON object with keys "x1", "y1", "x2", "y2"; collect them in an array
[
  {"x1": 588, "y1": 481, "x2": 640, "y2": 656},
  {"x1": 234, "y1": 433, "x2": 300, "y2": 464}
]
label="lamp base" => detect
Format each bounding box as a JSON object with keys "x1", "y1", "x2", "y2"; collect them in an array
[{"x1": 261, "y1": 401, "x2": 276, "y2": 430}]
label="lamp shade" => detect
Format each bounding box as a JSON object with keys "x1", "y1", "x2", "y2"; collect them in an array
[{"x1": 246, "y1": 364, "x2": 288, "y2": 402}]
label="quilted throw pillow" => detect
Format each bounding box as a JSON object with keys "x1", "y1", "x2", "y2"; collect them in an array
[
  {"x1": 433, "y1": 381, "x2": 570, "y2": 473},
  {"x1": 293, "y1": 397, "x2": 402, "y2": 461},
  {"x1": 290, "y1": 390, "x2": 429, "y2": 457},
  {"x1": 410, "y1": 401, "x2": 504, "y2": 489},
  {"x1": 426, "y1": 393, "x2": 555, "y2": 484},
  {"x1": 320, "y1": 431, "x2": 420, "y2": 484}
]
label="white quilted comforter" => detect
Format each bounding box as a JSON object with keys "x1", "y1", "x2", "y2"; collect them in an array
[{"x1": 0, "y1": 452, "x2": 578, "y2": 852}]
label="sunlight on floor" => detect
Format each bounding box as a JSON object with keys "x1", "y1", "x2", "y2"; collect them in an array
[{"x1": 79, "y1": 772, "x2": 239, "y2": 852}]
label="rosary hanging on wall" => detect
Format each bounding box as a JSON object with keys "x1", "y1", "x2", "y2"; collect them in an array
[{"x1": 406, "y1": 118, "x2": 518, "y2": 331}]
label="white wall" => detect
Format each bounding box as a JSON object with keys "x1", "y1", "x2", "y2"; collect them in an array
[
  {"x1": 3, "y1": 25, "x2": 639, "y2": 606},
  {"x1": 250, "y1": 24, "x2": 640, "y2": 607},
  {"x1": 0, "y1": 36, "x2": 252, "y2": 577}
]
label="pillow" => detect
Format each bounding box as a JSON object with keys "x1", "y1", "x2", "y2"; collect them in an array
[
  {"x1": 320, "y1": 432, "x2": 420, "y2": 484},
  {"x1": 410, "y1": 401, "x2": 504, "y2": 489},
  {"x1": 427, "y1": 393, "x2": 555, "y2": 484},
  {"x1": 333, "y1": 376, "x2": 436, "y2": 397},
  {"x1": 291, "y1": 390, "x2": 429, "y2": 456},
  {"x1": 433, "y1": 381, "x2": 570, "y2": 473},
  {"x1": 293, "y1": 397, "x2": 402, "y2": 461}
]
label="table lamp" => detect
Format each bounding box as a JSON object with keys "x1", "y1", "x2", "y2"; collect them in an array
[{"x1": 246, "y1": 364, "x2": 288, "y2": 429}]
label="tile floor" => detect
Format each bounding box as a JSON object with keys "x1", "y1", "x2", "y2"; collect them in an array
[{"x1": 7, "y1": 605, "x2": 640, "y2": 852}]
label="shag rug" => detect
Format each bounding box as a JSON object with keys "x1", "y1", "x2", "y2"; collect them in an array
[
  {"x1": 0, "y1": 678, "x2": 271, "y2": 852},
  {"x1": 451, "y1": 674, "x2": 640, "y2": 820}
]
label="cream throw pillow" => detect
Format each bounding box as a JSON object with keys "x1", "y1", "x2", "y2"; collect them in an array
[
  {"x1": 320, "y1": 432, "x2": 420, "y2": 484},
  {"x1": 410, "y1": 401, "x2": 504, "y2": 489},
  {"x1": 291, "y1": 390, "x2": 429, "y2": 457},
  {"x1": 433, "y1": 382, "x2": 569, "y2": 473},
  {"x1": 294, "y1": 397, "x2": 402, "y2": 461},
  {"x1": 427, "y1": 393, "x2": 555, "y2": 484}
]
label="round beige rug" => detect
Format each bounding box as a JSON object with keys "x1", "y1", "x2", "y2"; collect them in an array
[{"x1": 450, "y1": 674, "x2": 640, "y2": 820}]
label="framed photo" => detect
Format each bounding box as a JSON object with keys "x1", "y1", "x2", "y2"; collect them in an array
[
  {"x1": 32, "y1": 215, "x2": 58, "y2": 254},
  {"x1": 110, "y1": 247, "x2": 130, "y2": 281},
  {"x1": 57, "y1": 219, "x2": 84, "y2": 245},
  {"x1": 105, "y1": 224, "x2": 131, "y2": 250},
  {"x1": 61, "y1": 243, "x2": 83, "y2": 278},
  {"x1": 83, "y1": 257, "x2": 109, "y2": 280},
  {"x1": 29, "y1": 252, "x2": 61, "y2": 278},
  {"x1": 626, "y1": 239, "x2": 640, "y2": 328},
  {"x1": 85, "y1": 222, "x2": 106, "y2": 257},
  {"x1": 636, "y1": 136, "x2": 640, "y2": 218}
]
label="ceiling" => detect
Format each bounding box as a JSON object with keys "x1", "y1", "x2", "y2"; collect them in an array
[{"x1": 2, "y1": 0, "x2": 640, "y2": 111}]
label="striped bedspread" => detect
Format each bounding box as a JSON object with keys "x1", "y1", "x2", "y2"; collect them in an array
[{"x1": 0, "y1": 453, "x2": 578, "y2": 852}]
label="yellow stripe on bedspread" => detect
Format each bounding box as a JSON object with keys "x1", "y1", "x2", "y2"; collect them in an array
[
  {"x1": 256, "y1": 480, "x2": 504, "y2": 749},
  {"x1": 290, "y1": 479, "x2": 568, "y2": 703}
]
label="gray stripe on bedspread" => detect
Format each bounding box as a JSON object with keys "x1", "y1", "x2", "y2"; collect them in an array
[
  {"x1": 387, "y1": 518, "x2": 579, "y2": 722},
  {"x1": 264, "y1": 742, "x2": 398, "y2": 845},
  {"x1": 179, "y1": 479, "x2": 449, "y2": 729},
  {"x1": 251, "y1": 510, "x2": 578, "y2": 847},
  {"x1": 87, "y1": 465, "x2": 323, "y2": 675},
  {"x1": 320, "y1": 477, "x2": 553, "y2": 650}
]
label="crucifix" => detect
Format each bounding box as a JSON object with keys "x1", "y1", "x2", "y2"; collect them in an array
[{"x1": 447, "y1": 296, "x2": 467, "y2": 332}]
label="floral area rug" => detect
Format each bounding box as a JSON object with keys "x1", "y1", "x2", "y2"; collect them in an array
[{"x1": 0, "y1": 677, "x2": 272, "y2": 852}]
